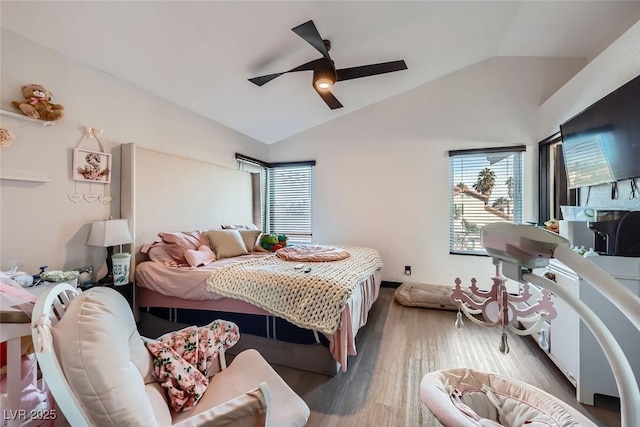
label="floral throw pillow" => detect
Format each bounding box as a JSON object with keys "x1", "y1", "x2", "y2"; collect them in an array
[{"x1": 143, "y1": 320, "x2": 240, "y2": 413}]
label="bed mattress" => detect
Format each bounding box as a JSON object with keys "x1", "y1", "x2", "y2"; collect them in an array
[{"x1": 135, "y1": 253, "x2": 271, "y2": 301}]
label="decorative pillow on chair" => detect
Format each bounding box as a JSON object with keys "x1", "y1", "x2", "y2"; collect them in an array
[
  {"x1": 205, "y1": 229, "x2": 249, "y2": 259},
  {"x1": 184, "y1": 245, "x2": 217, "y2": 267},
  {"x1": 158, "y1": 231, "x2": 209, "y2": 265}
]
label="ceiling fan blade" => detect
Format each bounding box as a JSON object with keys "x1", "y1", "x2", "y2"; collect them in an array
[
  {"x1": 289, "y1": 58, "x2": 325, "y2": 73},
  {"x1": 249, "y1": 59, "x2": 325, "y2": 86},
  {"x1": 249, "y1": 73, "x2": 286, "y2": 86},
  {"x1": 336, "y1": 60, "x2": 408, "y2": 82},
  {"x1": 291, "y1": 20, "x2": 330, "y2": 59},
  {"x1": 314, "y1": 86, "x2": 343, "y2": 110}
]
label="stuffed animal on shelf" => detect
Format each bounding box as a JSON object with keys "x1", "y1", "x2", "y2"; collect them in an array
[{"x1": 11, "y1": 84, "x2": 64, "y2": 122}]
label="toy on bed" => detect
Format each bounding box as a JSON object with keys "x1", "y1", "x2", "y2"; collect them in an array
[
  {"x1": 260, "y1": 233, "x2": 287, "y2": 251},
  {"x1": 420, "y1": 223, "x2": 640, "y2": 426}
]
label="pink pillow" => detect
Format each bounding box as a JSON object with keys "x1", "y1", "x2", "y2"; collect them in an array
[
  {"x1": 147, "y1": 243, "x2": 179, "y2": 267},
  {"x1": 184, "y1": 245, "x2": 216, "y2": 267},
  {"x1": 158, "y1": 231, "x2": 209, "y2": 265}
]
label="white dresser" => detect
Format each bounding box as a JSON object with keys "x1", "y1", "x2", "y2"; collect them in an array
[
  {"x1": 575, "y1": 257, "x2": 640, "y2": 405},
  {"x1": 524, "y1": 256, "x2": 640, "y2": 405}
]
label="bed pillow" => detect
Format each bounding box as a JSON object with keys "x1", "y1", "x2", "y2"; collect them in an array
[
  {"x1": 221, "y1": 224, "x2": 258, "y2": 230},
  {"x1": 184, "y1": 245, "x2": 216, "y2": 267},
  {"x1": 158, "y1": 231, "x2": 209, "y2": 265},
  {"x1": 147, "y1": 243, "x2": 179, "y2": 267},
  {"x1": 205, "y1": 229, "x2": 249, "y2": 259},
  {"x1": 238, "y1": 230, "x2": 263, "y2": 253}
]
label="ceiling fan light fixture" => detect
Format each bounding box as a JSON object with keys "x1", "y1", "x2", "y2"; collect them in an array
[
  {"x1": 314, "y1": 77, "x2": 334, "y2": 89},
  {"x1": 313, "y1": 67, "x2": 336, "y2": 90}
]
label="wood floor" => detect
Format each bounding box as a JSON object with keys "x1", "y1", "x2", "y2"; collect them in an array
[{"x1": 273, "y1": 288, "x2": 621, "y2": 426}]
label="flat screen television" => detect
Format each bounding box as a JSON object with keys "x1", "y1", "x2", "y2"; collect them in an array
[{"x1": 560, "y1": 75, "x2": 640, "y2": 189}]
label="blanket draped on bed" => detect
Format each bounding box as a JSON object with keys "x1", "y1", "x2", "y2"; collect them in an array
[{"x1": 205, "y1": 244, "x2": 383, "y2": 335}]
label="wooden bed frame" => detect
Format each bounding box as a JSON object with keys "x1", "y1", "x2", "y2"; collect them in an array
[{"x1": 120, "y1": 143, "x2": 345, "y2": 375}]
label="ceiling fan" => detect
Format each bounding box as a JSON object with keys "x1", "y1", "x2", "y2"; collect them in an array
[{"x1": 248, "y1": 20, "x2": 408, "y2": 110}]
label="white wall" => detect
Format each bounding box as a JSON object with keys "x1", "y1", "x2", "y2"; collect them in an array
[
  {"x1": 4, "y1": 19, "x2": 636, "y2": 285},
  {"x1": 268, "y1": 56, "x2": 585, "y2": 284},
  {"x1": 538, "y1": 20, "x2": 640, "y2": 211},
  {"x1": 0, "y1": 30, "x2": 267, "y2": 277}
]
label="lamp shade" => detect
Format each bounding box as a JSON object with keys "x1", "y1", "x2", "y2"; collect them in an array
[{"x1": 87, "y1": 219, "x2": 133, "y2": 247}]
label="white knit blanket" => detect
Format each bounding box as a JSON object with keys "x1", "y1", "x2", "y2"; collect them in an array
[{"x1": 205, "y1": 245, "x2": 383, "y2": 335}]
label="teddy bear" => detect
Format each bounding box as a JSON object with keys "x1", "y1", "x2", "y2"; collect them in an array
[{"x1": 11, "y1": 84, "x2": 64, "y2": 121}]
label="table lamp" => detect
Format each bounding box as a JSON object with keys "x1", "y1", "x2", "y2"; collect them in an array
[{"x1": 86, "y1": 218, "x2": 133, "y2": 285}]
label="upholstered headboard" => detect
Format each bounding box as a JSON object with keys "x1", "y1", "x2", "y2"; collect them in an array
[{"x1": 120, "y1": 143, "x2": 253, "y2": 270}]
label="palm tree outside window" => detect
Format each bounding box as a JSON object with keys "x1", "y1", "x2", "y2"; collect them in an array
[{"x1": 449, "y1": 146, "x2": 525, "y2": 255}]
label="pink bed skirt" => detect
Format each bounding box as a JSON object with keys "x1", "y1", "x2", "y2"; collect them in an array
[{"x1": 137, "y1": 269, "x2": 381, "y2": 372}]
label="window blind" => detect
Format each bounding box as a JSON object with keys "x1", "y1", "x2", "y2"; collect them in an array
[
  {"x1": 449, "y1": 146, "x2": 525, "y2": 255},
  {"x1": 236, "y1": 154, "x2": 314, "y2": 243},
  {"x1": 266, "y1": 165, "x2": 313, "y2": 243}
]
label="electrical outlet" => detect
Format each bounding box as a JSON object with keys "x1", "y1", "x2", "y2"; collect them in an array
[{"x1": 405, "y1": 265, "x2": 411, "y2": 276}]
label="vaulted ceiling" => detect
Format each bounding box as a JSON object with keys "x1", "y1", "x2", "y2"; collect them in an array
[{"x1": 2, "y1": 1, "x2": 640, "y2": 144}]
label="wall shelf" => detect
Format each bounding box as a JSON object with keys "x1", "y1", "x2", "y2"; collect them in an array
[
  {"x1": 0, "y1": 168, "x2": 51, "y2": 183},
  {"x1": 0, "y1": 109, "x2": 55, "y2": 126}
]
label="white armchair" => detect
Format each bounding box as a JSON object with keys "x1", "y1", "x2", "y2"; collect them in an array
[{"x1": 31, "y1": 284, "x2": 309, "y2": 427}]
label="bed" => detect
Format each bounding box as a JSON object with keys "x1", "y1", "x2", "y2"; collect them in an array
[
  {"x1": 135, "y1": 240, "x2": 382, "y2": 375},
  {"x1": 120, "y1": 143, "x2": 383, "y2": 375}
]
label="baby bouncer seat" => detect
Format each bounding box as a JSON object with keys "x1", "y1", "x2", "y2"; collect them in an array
[
  {"x1": 420, "y1": 223, "x2": 640, "y2": 427},
  {"x1": 420, "y1": 368, "x2": 596, "y2": 426}
]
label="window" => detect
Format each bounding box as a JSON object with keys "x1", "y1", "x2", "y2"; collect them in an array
[
  {"x1": 538, "y1": 133, "x2": 578, "y2": 222},
  {"x1": 449, "y1": 146, "x2": 525, "y2": 255},
  {"x1": 236, "y1": 154, "x2": 314, "y2": 244},
  {"x1": 266, "y1": 165, "x2": 313, "y2": 243}
]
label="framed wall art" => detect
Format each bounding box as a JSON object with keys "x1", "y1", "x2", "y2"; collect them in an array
[{"x1": 73, "y1": 147, "x2": 111, "y2": 183}]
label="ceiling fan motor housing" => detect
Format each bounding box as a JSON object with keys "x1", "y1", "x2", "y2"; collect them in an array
[{"x1": 313, "y1": 58, "x2": 337, "y2": 89}]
